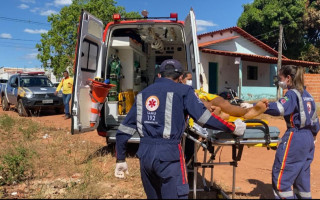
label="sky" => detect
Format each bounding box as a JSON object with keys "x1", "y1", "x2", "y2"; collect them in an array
[{"x1": 0, "y1": 0, "x2": 253, "y2": 69}]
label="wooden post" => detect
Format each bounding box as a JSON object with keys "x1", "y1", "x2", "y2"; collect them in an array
[
  {"x1": 277, "y1": 24, "x2": 283, "y2": 99},
  {"x1": 238, "y1": 58, "x2": 242, "y2": 99}
]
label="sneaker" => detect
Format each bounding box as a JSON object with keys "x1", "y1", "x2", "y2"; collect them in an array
[{"x1": 64, "y1": 115, "x2": 71, "y2": 119}]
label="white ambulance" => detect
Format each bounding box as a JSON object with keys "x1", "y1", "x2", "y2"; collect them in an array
[{"x1": 71, "y1": 9, "x2": 202, "y2": 145}]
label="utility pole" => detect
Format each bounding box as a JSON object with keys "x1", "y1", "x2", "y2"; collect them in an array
[{"x1": 276, "y1": 24, "x2": 283, "y2": 99}]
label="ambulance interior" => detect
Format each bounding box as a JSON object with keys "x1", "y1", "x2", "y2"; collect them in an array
[{"x1": 103, "y1": 24, "x2": 188, "y2": 127}]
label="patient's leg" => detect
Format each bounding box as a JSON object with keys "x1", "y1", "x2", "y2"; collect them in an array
[
  {"x1": 209, "y1": 96, "x2": 267, "y2": 119},
  {"x1": 242, "y1": 101, "x2": 267, "y2": 119},
  {"x1": 202, "y1": 100, "x2": 230, "y2": 120},
  {"x1": 210, "y1": 106, "x2": 230, "y2": 120}
]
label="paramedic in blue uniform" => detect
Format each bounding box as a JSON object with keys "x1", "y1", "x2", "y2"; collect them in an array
[
  {"x1": 264, "y1": 65, "x2": 319, "y2": 199},
  {"x1": 114, "y1": 59, "x2": 247, "y2": 199}
]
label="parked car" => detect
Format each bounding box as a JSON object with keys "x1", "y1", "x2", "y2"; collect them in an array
[{"x1": 1, "y1": 72, "x2": 64, "y2": 116}]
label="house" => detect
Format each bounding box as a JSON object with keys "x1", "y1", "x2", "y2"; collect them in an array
[
  {"x1": 0, "y1": 67, "x2": 57, "y2": 83},
  {"x1": 197, "y1": 26, "x2": 320, "y2": 101}
]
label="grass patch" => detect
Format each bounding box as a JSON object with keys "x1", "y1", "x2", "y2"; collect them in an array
[
  {"x1": 0, "y1": 113, "x2": 146, "y2": 199},
  {"x1": 0, "y1": 146, "x2": 34, "y2": 185},
  {"x1": 0, "y1": 114, "x2": 15, "y2": 132}
]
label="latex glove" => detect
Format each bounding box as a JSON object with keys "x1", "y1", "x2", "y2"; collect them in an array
[
  {"x1": 114, "y1": 161, "x2": 129, "y2": 178},
  {"x1": 240, "y1": 103, "x2": 253, "y2": 109},
  {"x1": 233, "y1": 119, "x2": 246, "y2": 136}
]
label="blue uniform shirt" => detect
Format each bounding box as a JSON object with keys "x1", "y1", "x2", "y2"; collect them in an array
[
  {"x1": 265, "y1": 89, "x2": 320, "y2": 135},
  {"x1": 116, "y1": 78, "x2": 236, "y2": 160}
]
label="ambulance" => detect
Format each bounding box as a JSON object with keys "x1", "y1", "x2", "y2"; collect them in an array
[{"x1": 71, "y1": 9, "x2": 202, "y2": 145}]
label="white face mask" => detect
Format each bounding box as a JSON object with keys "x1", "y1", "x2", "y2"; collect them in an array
[
  {"x1": 278, "y1": 81, "x2": 287, "y2": 89},
  {"x1": 186, "y1": 80, "x2": 192, "y2": 86}
]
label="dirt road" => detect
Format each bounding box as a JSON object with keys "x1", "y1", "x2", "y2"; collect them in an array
[{"x1": 1, "y1": 107, "x2": 319, "y2": 198}]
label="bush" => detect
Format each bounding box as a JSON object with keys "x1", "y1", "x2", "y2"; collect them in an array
[{"x1": 0, "y1": 146, "x2": 33, "y2": 185}]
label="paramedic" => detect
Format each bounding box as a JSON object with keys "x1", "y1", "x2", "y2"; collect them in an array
[
  {"x1": 264, "y1": 65, "x2": 319, "y2": 199},
  {"x1": 114, "y1": 59, "x2": 247, "y2": 199},
  {"x1": 54, "y1": 70, "x2": 73, "y2": 119}
]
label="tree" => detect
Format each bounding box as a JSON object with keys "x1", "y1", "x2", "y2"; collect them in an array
[
  {"x1": 36, "y1": 0, "x2": 140, "y2": 77},
  {"x1": 237, "y1": 0, "x2": 306, "y2": 59},
  {"x1": 304, "y1": 0, "x2": 320, "y2": 48}
]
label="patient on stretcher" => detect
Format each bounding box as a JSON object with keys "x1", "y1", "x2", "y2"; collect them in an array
[{"x1": 180, "y1": 71, "x2": 268, "y2": 120}]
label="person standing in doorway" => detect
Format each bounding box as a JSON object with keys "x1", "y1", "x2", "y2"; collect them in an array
[{"x1": 55, "y1": 70, "x2": 73, "y2": 119}]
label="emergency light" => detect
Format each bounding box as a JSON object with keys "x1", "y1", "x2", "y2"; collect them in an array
[
  {"x1": 170, "y1": 13, "x2": 178, "y2": 20},
  {"x1": 113, "y1": 13, "x2": 121, "y2": 21}
]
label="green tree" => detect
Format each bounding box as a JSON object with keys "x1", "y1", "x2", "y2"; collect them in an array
[
  {"x1": 36, "y1": 0, "x2": 140, "y2": 77},
  {"x1": 304, "y1": 0, "x2": 320, "y2": 48},
  {"x1": 237, "y1": 0, "x2": 306, "y2": 59}
]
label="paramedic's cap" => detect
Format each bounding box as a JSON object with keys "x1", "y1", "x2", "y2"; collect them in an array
[{"x1": 160, "y1": 59, "x2": 183, "y2": 73}]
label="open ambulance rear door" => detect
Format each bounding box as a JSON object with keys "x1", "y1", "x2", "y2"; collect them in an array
[
  {"x1": 71, "y1": 10, "x2": 105, "y2": 134},
  {"x1": 184, "y1": 8, "x2": 201, "y2": 89}
]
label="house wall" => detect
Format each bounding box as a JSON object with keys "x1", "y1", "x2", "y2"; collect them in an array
[
  {"x1": 198, "y1": 32, "x2": 273, "y2": 57},
  {"x1": 200, "y1": 53, "x2": 275, "y2": 97}
]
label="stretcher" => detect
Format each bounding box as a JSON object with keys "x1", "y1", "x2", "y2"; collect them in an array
[{"x1": 182, "y1": 119, "x2": 281, "y2": 199}]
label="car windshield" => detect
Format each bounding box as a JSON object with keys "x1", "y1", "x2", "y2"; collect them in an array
[{"x1": 20, "y1": 77, "x2": 53, "y2": 87}]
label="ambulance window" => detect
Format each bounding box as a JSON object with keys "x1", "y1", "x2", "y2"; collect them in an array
[
  {"x1": 189, "y1": 42, "x2": 196, "y2": 71},
  {"x1": 81, "y1": 39, "x2": 98, "y2": 72}
]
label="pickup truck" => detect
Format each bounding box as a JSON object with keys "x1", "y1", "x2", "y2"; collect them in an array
[
  {"x1": 71, "y1": 9, "x2": 202, "y2": 146},
  {"x1": 1, "y1": 72, "x2": 64, "y2": 116}
]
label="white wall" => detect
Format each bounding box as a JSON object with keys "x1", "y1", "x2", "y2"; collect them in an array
[
  {"x1": 242, "y1": 61, "x2": 270, "y2": 86},
  {"x1": 200, "y1": 53, "x2": 239, "y2": 94},
  {"x1": 200, "y1": 53, "x2": 273, "y2": 94}
]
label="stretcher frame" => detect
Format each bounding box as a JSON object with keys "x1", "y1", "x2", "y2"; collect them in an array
[{"x1": 182, "y1": 119, "x2": 281, "y2": 199}]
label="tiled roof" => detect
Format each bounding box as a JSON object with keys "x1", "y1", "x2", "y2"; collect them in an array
[
  {"x1": 198, "y1": 26, "x2": 288, "y2": 59},
  {"x1": 198, "y1": 36, "x2": 239, "y2": 47},
  {"x1": 201, "y1": 48, "x2": 320, "y2": 67}
]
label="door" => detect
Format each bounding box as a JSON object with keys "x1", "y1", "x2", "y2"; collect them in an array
[
  {"x1": 209, "y1": 62, "x2": 218, "y2": 94},
  {"x1": 185, "y1": 8, "x2": 201, "y2": 89},
  {"x1": 7, "y1": 76, "x2": 18, "y2": 104},
  {"x1": 71, "y1": 10, "x2": 105, "y2": 134}
]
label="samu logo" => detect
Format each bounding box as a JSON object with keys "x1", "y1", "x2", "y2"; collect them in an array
[{"x1": 145, "y1": 96, "x2": 160, "y2": 111}]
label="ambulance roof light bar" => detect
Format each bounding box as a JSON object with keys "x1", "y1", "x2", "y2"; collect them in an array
[{"x1": 112, "y1": 10, "x2": 178, "y2": 21}]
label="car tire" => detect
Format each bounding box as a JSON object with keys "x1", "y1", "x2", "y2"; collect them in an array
[
  {"x1": 17, "y1": 99, "x2": 29, "y2": 117},
  {"x1": 2, "y1": 97, "x2": 9, "y2": 111}
]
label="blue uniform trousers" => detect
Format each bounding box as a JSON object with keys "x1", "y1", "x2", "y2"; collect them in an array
[
  {"x1": 272, "y1": 128, "x2": 315, "y2": 199},
  {"x1": 137, "y1": 138, "x2": 189, "y2": 199}
]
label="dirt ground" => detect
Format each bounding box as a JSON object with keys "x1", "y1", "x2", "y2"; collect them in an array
[{"x1": 1, "y1": 107, "x2": 319, "y2": 199}]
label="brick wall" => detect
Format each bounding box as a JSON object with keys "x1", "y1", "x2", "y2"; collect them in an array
[{"x1": 305, "y1": 74, "x2": 320, "y2": 103}]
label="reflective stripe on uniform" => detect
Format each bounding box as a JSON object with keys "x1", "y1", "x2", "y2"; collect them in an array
[
  {"x1": 197, "y1": 109, "x2": 212, "y2": 126},
  {"x1": 163, "y1": 92, "x2": 173, "y2": 139},
  {"x1": 118, "y1": 124, "x2": 136, "y2": 135},
  {"x1": 273, "y1": 189, "x2": 294, "y2": 198},
  {"x1": 291, "y1": 89, "x2": 306, "y2": 128},
  {"x1": 276, "y1": 101, "x2": 285, "y2": 116},
  {"x1": 312, "y1": 103, "x2": 318, "y2": 124},
  {"x1": 136, "y1": 93, "x2": 144, "y2": 137},
  {"x1": 294, "y1": 188, "x2": 312, "y2": 198}
]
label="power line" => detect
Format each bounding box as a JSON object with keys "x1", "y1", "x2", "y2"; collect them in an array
[
  {"x1": 0, "y1": 45, "x2": 37, "y2": 49},
  {"x1": 0, "y1": 38, "x2": 39, "y2": 42},
  {"x1": 0, "y1": 16, "x2": 50, "y2": 27}
]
